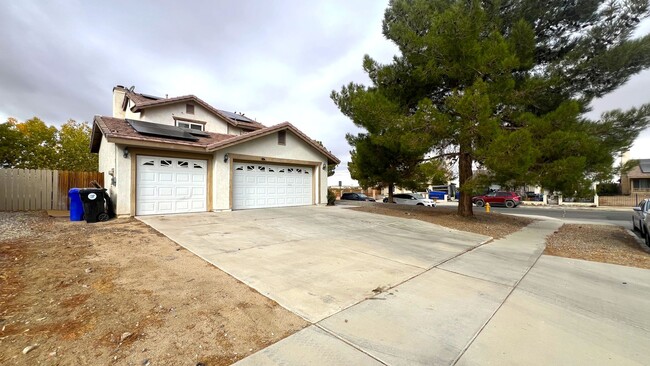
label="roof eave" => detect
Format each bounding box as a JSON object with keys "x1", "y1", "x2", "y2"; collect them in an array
[
  {"x1": 104, "y1": 136, "x2": 210, "y2": 153},
  {"x1": 207, "y1": 123, "x2": 340, "y2": 164},
  {"x1": 90, "y1": 117, "x2": 104, "y2": 153}
]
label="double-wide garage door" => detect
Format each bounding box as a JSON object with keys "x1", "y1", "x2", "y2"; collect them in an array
[
  {"x1": 233, "y1": 162, "x2": 313, "y2": 209},
  {"x1": 136, "y1": 156, "x2": 207, "y2": 215}
]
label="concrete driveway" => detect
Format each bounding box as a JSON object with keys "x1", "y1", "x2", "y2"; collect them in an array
[
  {"x1": 139, "y1": 206, "x2": 490, "y2": 322},
  {"x1": 141, "y1": 206, "x2": 650, "y2": 365}
]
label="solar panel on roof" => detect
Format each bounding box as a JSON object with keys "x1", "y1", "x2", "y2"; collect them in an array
[
  {"x1": 218, "y1": 109, "x2": 254, "y2": 123},
  {"x1": 640, "y1": 159, "x2": 650, "y2": 173},
  {"x1": 127, "y1": 119, "x2": 199, "y2": 141},
  {"x1": 179, "y1": 127, "x2": 210, "y2": 137}
]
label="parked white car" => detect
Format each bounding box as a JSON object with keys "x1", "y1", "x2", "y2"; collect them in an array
[{"x1": 383, "y1": 193, "x2": 437, "y2": 207}]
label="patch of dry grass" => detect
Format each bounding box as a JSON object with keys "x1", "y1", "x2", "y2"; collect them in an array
[{"x1": 346, "y1": 203, "x2": 532, "y2": 239}]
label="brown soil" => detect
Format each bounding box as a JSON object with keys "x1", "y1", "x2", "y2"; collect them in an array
[
  {"x1": 544, "y1": 224, "x2": 650, "y2": 269},
  {"x1": 0, "y1": 212, "x2": 307, "y2": 365},
  {"x1": 346, "y1": 203, "x2": 533, "y2": 239}
]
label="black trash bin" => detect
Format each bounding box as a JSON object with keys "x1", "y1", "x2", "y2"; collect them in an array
[{"x1": 79, "y1": 188, "x2": 111, "y2": 223}]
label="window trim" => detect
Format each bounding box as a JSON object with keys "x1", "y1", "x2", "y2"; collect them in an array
[{"x1": 176, "y1": 121, "x2": 204, "y2": 131}]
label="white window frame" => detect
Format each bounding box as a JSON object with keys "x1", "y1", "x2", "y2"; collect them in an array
[{"x1": 176, "y1": 121, "x2": 204, "y2": 131}]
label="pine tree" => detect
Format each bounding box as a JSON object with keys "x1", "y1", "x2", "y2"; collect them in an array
[{"x1": 335, "y1": 0, "x2": 650, "y2": 216}]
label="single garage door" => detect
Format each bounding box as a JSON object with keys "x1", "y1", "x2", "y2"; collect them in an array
[
  {"x1": 233, "y1": 162, "x2": 313, "y2": 209},
  {"x1": 136, "y1": 155, "x2": 208, "y2": 215}
]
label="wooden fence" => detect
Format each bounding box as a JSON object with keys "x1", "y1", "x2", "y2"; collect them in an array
[
  {"x1": 0, "y1": 169, "x2": 104, "y2": 211},
  {"x1": 599, "y1": 194, "x2": 650, "y2": 207}
]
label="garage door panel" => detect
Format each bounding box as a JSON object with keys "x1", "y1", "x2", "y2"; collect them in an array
[
  {"x1": 139, "y1": 187, "x2": 155, "y2": 197},
  {"x1": 139, "y1": 202, "x2": 155, "y2": 212},
  {"x1": 136, "y1": 156, "x2": 208, "y2": 216},
  {"x1": 175, "y1": 201, "x2": 189, "y2": 210},
  {"x1": 140, "y1": 172, "x2": 156, "y2": 182}
]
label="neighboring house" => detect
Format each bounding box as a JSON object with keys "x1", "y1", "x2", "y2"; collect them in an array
[
  {"x1": 90, "y1": 85, "x2": 339, "y2": 216},
  {"x1": 621, "y1": 159, "x2": 650, "y2": 195}
]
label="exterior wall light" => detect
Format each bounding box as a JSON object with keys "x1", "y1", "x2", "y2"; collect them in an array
[
  {"x1": 123, "y1": 147, "x2": 129, "y2": 158},
  {"x1": 323, "y1": 162, "x2": 327, "y2": 170},
  {"x1": 223, "y1": 153, "x2": 229, "y2": 163}
]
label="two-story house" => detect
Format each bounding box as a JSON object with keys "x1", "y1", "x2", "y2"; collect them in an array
[
  {"x1": 90, "y1": 85, "x2": 339, "y2": 216},
  {"x1": 621, "y1": 159, "x2": 650, "y2": 195}
]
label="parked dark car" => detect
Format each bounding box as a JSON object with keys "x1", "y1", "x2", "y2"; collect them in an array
[
  {"x1": 632, "y1": 199, "x2": 650, "y2": 246},
  {"x1": 472, "y1": 191, "x2": 521, "y2": 208},
  {"x1": 340, "y1": 192, "x2": 376, "y2": 202}
]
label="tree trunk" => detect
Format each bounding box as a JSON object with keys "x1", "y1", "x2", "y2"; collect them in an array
[
  {"x1": 458, "y1": 150, "x2": 474, "y2": 217},
  {"x1": 388, "y1": 182, "x2": 395, "y2": 203}
]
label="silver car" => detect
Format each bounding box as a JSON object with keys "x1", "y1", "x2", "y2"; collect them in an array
[
  {"x1": 632, "y1": 199, "x2": 650, "y2": 238},
  {"x1": 383, "y1": 193, "x2": 437, "y2": 207},
  {"x1": 632, "y1": 199, "x2": 650, "y2": 246}
]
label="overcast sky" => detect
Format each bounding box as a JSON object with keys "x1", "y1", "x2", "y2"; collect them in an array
[{"x1": 1, "y1": 1, "x2": 649, "y2": 186}]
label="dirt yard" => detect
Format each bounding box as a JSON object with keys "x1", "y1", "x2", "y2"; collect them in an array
[
  {"x1": 346, "y1": 203, "x2": 533, "y2": 239},
  {"x1": 0, "y1": 212, "x2": 307, "y2": 366},
  {"x1": 545, "y1": 224, "x2": 650, "y2": 269}
]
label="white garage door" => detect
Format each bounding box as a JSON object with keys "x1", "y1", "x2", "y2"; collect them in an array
[
  {"x1": 136, "y1": 156, "x2": 208, "y2": 215},
  {"x1": 233, "y1": 162, "x2": 313, "y2": 209}
]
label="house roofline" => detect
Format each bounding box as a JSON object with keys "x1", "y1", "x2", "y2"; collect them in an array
[
  {"x1": 207, "y1": 122, "x2": 340, "y2": 164},
  {"x1": 126, "y1": 93, "x2": 263, "y2": 131}
]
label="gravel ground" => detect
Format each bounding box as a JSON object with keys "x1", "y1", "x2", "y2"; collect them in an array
[
  {"x1": 344, "y1": 202, "x2": 533, "y2": 239},
  {"x1": 0, "y1": 212, "x2": 48, "y2": 242},
  {"x1": 545, "y1": 224, "x2": 650, "y2": 269}
]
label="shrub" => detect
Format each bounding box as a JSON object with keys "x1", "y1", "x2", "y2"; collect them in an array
[
  {"x1": 596, "y1": 182, "x2": 620, "y2": 196},
  {"x1": 327, "y1": 189, "x2": 336, "y2": 206}
]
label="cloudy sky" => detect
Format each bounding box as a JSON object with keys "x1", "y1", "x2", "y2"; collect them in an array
[{"x1": 1, "y1": 1, "x2": 649, "y2": 186}]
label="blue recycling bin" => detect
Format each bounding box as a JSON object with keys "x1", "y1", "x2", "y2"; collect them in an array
[{"x1": 68, "y1": 188, "x2": 84, "y2": 221}]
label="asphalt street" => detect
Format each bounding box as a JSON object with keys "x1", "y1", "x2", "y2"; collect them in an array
[{"x1": 490, "y1": 205, "x2": 633, "y2": 229}]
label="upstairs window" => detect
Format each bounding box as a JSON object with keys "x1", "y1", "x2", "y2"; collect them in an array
[
  {"x1": 177, "y1": 121, "x2": 204, "y2": 131},
  {"x1": 186, "y1": 104, "x2": 195, "y2": 114},
  {"x1": 278, "y1": 130, "x2": 286, "y2": 145}
]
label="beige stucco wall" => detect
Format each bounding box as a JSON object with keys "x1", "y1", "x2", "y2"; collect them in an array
[
  {"x1": 97, "y1": 136, "x2": 118, "y2": 211},
  {"x1": 99, "y1": 139, "x2": 130, "y2": 216},
  {"x1": 97, "y1": 137, "x2": 132, "y2": 216},
  {"x1": 212, "y1": 131, "x2": 329, "y2": 210},
  {"x1": 124, "y1": 100, "x2": 141, "y2": 120},
  {"x1": 138, "y1": 103, "x2": 243, "y2": 134},
  {"x1": 114, "y1": 144, "x2": 132, "y2": 216}
]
